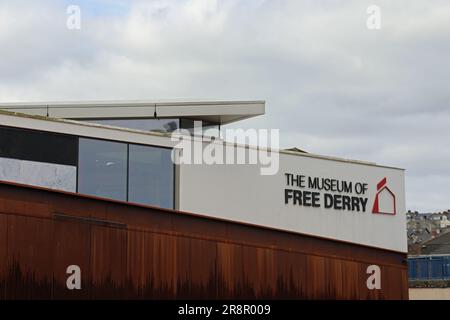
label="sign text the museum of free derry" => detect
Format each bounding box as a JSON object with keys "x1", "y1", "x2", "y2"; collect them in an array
[
  {"x1": 179, "y1": 146, "x2": 406, "y2": 252},
  {"x1": 284, "y1": 173, "x2": 369, "y2": 212}
]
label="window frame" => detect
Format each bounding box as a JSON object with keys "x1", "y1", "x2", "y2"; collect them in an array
[
  {"x1": 76, "y1": 135, "x2": 176, "y2": 209},
  {"x1": 0, "y1": 125, "x2": 177, "y2": 209}
]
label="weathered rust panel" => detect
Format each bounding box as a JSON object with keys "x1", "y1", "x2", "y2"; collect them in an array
[
  {"x1": 126, "y1": 230, "x2": 145, "y2": 297},
  {"x1": 186, "y1": 237, "x2": 217, "y2": 299},
  {"x1": 52, "y1": 218, "x2": 91, "y2": 299},
  {"x1": 153, "y1": 232, "x2": 178, "y2": 298},
  {"x1": 5, "y1": 215, "x2": 53, "y2": 299},
  {"x1": 0, "y1": 189, "x2": 50, "y2": 219},
  {"x1": 90, "y1": 225, "x2": 128, "y2": 299},
  {"x1": 0, "y1": 214, "x2": 7, "y2": 299},
  {"x1": 340, "y1": 260, "x2": 358, "y2": 299},
  {"x1": 0, "y1": 182, "x2": 408, "y2": 299},
  {"x1": 52, "y1": 196, "x2": 106, "y2": 220},
  {"x1": 105, "y1": 200, "x2": 173, "y2": 234}
]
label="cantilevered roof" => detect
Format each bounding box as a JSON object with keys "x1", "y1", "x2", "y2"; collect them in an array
[{"x1": 0, "y1": 100, "x2": 265, "y2": 125}]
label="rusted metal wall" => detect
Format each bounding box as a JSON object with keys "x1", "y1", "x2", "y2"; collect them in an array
[{"x1": 0, "y1": 182, "x2": 408, "y2": 299}]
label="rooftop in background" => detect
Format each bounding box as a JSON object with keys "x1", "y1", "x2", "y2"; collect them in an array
[
  {"x1": 0, "y1": 100, "x2": 265, "y2": 126},
  {"x1": 419, "y1": 231, "x2": 450, "y2": 255},
  {"x1": 284, "y1": 147, "x2": 308, "y2": 154}
]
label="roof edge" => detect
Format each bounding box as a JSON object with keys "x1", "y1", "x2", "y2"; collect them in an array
[{"x1": 0, "y1": 108, "x2": 405, "y2": 171}]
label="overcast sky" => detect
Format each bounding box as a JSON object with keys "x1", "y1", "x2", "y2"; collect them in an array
[{"x1": 0, "y1": 0, "x2": 449, "y2": 212}]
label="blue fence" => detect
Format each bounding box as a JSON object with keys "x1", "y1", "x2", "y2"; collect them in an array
[{"x1": 408, "y1": 255, "x2": 450, "y2": 281}]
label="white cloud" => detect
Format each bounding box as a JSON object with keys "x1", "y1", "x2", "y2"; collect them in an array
[{"x1": 0, "y1": 0, "x2": 449, "y2": 211}]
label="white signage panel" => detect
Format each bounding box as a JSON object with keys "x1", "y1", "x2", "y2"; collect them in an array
[{"x1": 179, "y1": 150, "x2": 406, "y2": 252}]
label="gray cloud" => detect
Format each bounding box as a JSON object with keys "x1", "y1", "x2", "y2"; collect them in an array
[{"x1": 0, "y1": 0, "x2": 449, "y2": 211}]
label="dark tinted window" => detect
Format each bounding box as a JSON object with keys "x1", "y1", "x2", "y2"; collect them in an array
[
  {"x1": 128, "y1": 144, "x2": 174, "y2": 209},
  {"x1": 86, "y1": 118, "x2": 179, "y2": 133},
  {"x1": 78, "y1": 138, "x2": 127, "y2": 201},
  {"x1": 0, "y1": 126, "x2": 78, "y2": 166},
  {"x1": 180, "y1": 119, "x2": 219, "y2": 137}
]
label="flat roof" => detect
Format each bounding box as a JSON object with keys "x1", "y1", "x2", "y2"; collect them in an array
[
  {"x1": 0, "y1": 100, "x2": 265, "y2": 126},
  {"x1": 0, "y1": 108, "x2": 404, "y2": 171}
]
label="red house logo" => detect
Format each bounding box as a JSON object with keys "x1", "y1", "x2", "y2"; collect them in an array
[{"x1": 372, "y1": 177, "x2": 396, "y2": 215}]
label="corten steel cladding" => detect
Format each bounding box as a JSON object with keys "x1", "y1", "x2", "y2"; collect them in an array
[{"x1": 0, "y1": 181, "x2": 408, "y2": 299}]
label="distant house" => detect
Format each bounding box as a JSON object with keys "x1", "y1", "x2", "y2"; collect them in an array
[
  {"x1": 420, "y1": 231, "x2": 450, "y2": 255},
  {"x1": 441, "y1": 216, "x2": 450, "y2": 229}
]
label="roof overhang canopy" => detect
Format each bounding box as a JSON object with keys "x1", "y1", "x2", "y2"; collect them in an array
[{"x1": 0, "y1": 100, "x2": 265, "y2": 125}]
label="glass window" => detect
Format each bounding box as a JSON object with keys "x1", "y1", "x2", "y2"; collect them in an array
[
  {"x1": 78, "y1": 138, "x2": 127, "y2": 201},
  {"x1": 180, "y1": 119, "x2": 220, "y2": 137},
  {"x1": 0, "y1": 126, "x2": 77, "y2": 192},
  {"x1": 0, "y1": 126, "x2": 77, "y2": 165},
  {"x1": 86, "y1": 118, "x2": 179, "y2": 133},
  {"x1": 128, "y1": 144, "x2": 174, "y2": 209},
  {"x1": 202, "y1": 123, "x2": 220, "y2": 138}
]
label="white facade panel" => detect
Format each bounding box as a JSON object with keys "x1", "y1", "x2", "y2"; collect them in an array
[
  {"x1": 179, "y1": 146, "x2": 406, "y2": 252},
  {"x1": 0, "y1": 157, "x2": 77, "y2": 192}
]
